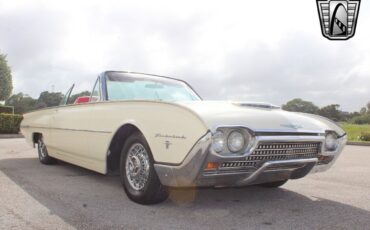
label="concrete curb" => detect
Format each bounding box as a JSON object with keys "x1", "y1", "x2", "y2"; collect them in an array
[
  {"x1": 0, "y1": 134, "x2": 24, "y2": 139},
  {"x1": 347, "y1": 142, "x2": 370, "y2": 146}
]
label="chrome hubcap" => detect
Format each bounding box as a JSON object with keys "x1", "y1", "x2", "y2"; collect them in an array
[
  {"x1": 125, "y1": 143, "x2": 150, "y2": 191},
  {"x1": 38, "y1": 140, "x2": 47, "y2": 158}
]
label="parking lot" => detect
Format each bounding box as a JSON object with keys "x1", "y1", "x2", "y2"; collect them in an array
[{"x1": 0, "y1": 138, "x2": 369, "y2": 230}]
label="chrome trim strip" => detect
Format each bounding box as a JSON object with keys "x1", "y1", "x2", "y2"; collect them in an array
[
  {"x1": 253, "y1": 128, "x2": 326, "y2": 135},
  {"x1": 211, "y1": 125, "x2": 326, "y2": 136},
  {"x1": 253, "y1": 132, "x2": 321, "y2": 136},
  {"x1": 20, "y1": 125, "x2": 111, "y2": 134}
]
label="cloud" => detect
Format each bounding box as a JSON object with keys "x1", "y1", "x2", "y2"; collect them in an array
[{"x1": 0, "y1": 0, "x2": 369, "y2": 111}]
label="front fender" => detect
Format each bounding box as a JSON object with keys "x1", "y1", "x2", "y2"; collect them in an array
[{"x1": 94, "y1": 101, "x2": 209, "y2": 165}]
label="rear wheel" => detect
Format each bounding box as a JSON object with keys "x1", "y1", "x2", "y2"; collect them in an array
[
  {"x1": 258, "y1": 180, "x2": 288, "y2": 188},
  {"x1": 120, "y1": 132, "x2": 169, "y2": 204},
  {"x1": 37, "y1": 136, "x2": 57, "y2": 165}
]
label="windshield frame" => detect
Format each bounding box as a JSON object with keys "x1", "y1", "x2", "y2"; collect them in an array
[{"x1": 101, "y1": 71, "x2": 202, "y2": 102}]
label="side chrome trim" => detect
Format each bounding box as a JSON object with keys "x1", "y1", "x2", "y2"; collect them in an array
[{"x1": 20, "y1": 125, "x2": 111, "y2": 134}]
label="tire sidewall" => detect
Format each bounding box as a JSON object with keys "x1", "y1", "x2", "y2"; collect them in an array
[{"x1": 37, "y1": 137, "x2": 56, "y2": 164}]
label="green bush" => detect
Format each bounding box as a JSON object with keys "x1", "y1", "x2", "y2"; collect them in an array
[
  {"x1": 0, "y1": 106, "x2": 13, "y2": 114},
  {"x1": 351, "y1": 114, "x2": 370, "y2": 125},
  {"x1": 0, "y1": 113, "x2": 23, "y2": 134},
  {"x1": 360, "y1": 132, "x2": 370, "y2": 142}
]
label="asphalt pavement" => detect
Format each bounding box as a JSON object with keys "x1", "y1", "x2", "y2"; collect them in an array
[{"x1": 0, "y1": 138, "x2": 369, "y2": 230}]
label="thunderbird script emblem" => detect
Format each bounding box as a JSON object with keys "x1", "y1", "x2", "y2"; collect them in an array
[{"x1": 317, "y1": 0, "x2": 361, "y2": 40}]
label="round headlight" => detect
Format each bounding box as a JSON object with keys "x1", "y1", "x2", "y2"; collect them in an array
[
  {"x1": 325, "y1": 133, "x2": 338, "y2": 151},
  {"x1": 227, "y1": 131, "x2": 245, "y2": 153},
  {"x1": 212, "y1": 131, "x2": 225, "y2": 153}
]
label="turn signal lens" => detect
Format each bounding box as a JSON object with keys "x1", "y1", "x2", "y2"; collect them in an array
[{"x1": 205, "y1": 162, "x2": 219, "y2": 170}]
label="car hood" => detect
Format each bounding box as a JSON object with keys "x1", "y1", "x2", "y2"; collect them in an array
[{"x1": 176, "y1": 101, "x2": 345, "y2": 136}]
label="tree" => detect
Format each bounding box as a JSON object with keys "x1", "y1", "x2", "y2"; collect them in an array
[
  {"x1": 5, "y1": 93, "x2": 37, "y2": 114},
  {"x1": 367, "y1": 101, "x2": 370, "y2": 112},
  {"x1": 360, "y1": 107, "x2": 367, "y2": 115},
  {"x1": 282, "y1": 98, "x2": 319, "y2": 114},
  {"x1": 0, "y1": 53, "x2": 13, "y2": 101},
  {"x1": 35, "y1": 91, "x2": 64, "y2": 109},
  {"x1": 318, "y1": 104, "x2": 342, "y2": 121}
]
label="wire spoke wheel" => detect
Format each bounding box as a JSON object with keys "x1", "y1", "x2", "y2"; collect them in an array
[
  {"x1": 38, "y1": 139, "x2": 47, "y2": 158},
  {"x1": 125, "y1": 143, "x2": 150, "y2": 191},
  {"x1": 36, "y1": 135, "x2": 57, "y2": 165},
  {"x1": 120, "y1": 132, "x2": 169, "y2": 204}
]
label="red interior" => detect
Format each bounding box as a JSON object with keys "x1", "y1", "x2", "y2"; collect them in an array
[{"x1": 74, "y1": 96, "x2": 91, "y2": 104}]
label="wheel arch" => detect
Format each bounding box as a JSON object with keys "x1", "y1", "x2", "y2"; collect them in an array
[
  {"x1": 106, "y1": 123, "x2": 145, "y2": 173},
  {"x1": 32, "y1": 132, "x2": 43, "y2": 147}
]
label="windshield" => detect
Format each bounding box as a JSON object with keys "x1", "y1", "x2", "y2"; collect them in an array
[{"x1": 106, "y1": 72, "x2": 201, "y2": 102}]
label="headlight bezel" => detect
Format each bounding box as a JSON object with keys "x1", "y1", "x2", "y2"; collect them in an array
[{"x1": 211, "y1": 127, "x2": 254, "y2": 155}]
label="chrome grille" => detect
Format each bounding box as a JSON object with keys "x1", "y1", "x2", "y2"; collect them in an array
[{"x1": 220, "y1": 142, "x2": 321, "y2": 170}]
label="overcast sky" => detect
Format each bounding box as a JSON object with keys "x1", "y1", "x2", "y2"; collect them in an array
[{"x1": 0, "y1": 0, "x2": 369, "y2": 111}]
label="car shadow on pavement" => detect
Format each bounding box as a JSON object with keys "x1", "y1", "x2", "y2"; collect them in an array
[{"x1": 1, "y1": 157, "x2": 369, "y2": 229}]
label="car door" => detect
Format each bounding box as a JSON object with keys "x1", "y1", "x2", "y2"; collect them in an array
[
  {"x1": 48, "y1": 84, "x2": 91, "y2": 163},
  {"x1": 82, "y1": 76, "x2": 110, "y2": 172}
]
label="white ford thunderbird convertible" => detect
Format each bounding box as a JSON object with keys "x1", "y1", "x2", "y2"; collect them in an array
[{"x1": 21, "y1": 71, "x2": 347, "y2": 204}]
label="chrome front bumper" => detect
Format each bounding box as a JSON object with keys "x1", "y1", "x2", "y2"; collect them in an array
[{"x1": 154, "y1": 132, "x2": 346, "y2": 187}]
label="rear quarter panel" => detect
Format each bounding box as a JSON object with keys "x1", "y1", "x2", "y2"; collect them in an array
[{"x1": 21, "y1": 108, "x2": 54, "y2": 147}]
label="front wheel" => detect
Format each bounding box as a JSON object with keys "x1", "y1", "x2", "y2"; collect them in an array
[
  {"x1": 37, "y1": 137, "x2": 57, "y2": 165},
  {"x1": 120, "y1": 132, "x2": 169, "y2": 204}
]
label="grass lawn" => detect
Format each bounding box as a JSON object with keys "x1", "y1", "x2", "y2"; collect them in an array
[{"x1": 340, "y1": 123, "x2": 370, "y2": 142}]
